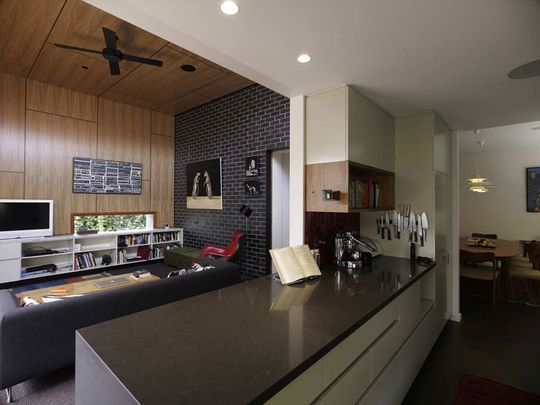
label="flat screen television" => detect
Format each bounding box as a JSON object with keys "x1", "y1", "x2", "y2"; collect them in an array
[{"x1": 0, "y1": 200, "x2": 54, "y2": 239}]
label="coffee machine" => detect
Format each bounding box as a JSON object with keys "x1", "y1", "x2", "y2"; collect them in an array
[{"x1": 335, "y1": 232, "x2": 380, "y2": 268}]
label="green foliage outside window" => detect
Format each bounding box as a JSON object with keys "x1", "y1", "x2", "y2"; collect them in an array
[{"x1": 74, "y1": 214, "x2": 147, "y2": 233}]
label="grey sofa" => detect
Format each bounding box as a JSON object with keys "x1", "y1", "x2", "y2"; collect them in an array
[{"x1": 0, "y1": 260, "x2": 241, "y2": 401}]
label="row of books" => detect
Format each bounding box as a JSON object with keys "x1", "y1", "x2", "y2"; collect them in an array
[
  {"x1": 75, "y1": 252, "x2": 97, "y2": 270},
  {"x1": 153, "y1": 232, "x2": 181, "y2": 243},
  {"x1": 118, "y1": 234, "x2": 150, "y2": 247},
  {"x1": 118, "y1": 246, "x2": 151, "y2": 264},
  {"x1": 349, "y1": 179, "x2": 380, "y2": 209}
]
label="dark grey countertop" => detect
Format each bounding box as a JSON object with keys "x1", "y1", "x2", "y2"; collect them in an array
[{"x1": 77, "y1": 256, "x2": 435, "y2": 404}]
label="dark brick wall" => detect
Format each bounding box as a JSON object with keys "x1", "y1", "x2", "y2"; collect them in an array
[{"x1": 174, "y1": 84, "x2": 290, "y2": 278}]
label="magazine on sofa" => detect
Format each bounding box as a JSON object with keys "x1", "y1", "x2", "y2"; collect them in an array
[{"x1": 269, "y1": 244, "x2": 321, "y2": 285}]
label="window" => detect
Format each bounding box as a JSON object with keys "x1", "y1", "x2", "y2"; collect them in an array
[{"x1": 73, "y1": 213, "x2": 154, "y2": 233}]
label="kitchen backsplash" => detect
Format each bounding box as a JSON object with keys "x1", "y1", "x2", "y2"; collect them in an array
[{"x1": 305, "y1": 212, "x2": 361, "y2": 265}]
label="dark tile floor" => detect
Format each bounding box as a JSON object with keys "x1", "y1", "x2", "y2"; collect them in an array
[{"x1": 402, "y1": 294, "x2": 540, "y2": 404}]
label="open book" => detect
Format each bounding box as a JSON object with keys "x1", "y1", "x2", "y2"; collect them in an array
[{"x1": 270, "y1": 245, "x2": 321, "y2": 285}]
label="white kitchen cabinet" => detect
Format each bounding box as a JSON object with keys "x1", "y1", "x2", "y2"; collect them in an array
[{"x1": 306, "y1": 85, "x2": 395, "y2": 172}]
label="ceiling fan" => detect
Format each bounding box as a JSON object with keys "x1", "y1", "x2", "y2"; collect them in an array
[
  {"x1": 54, "y1": 27, "x2": 163, "y2": 76},
  {"x1": 508, "y1": 58, "x2": 540, "y2": 79}
]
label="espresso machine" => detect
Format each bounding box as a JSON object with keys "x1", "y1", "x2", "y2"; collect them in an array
[{"x1": 335, "y1": 232, "x2": 380, "y2": 268}]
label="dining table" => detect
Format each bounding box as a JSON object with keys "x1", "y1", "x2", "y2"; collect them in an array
[{"x1": 460, "y1": 237, "x2": 521, "y2": 301}]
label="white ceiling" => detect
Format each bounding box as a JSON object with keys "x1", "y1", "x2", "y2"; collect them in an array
[
  {"x1": 460, "y1": 120, "x2": 540, "y2": 154},
  {"x1": 85, "y1": 0, "x2": 540, "y2": 130}
]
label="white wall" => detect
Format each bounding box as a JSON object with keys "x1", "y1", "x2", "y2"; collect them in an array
[
  {"x1": 460, "y1": 146, "x2": 540, "y2": 240},
  {"x1": 289, "y1": 95, "x2": 305, "y2": 246}
]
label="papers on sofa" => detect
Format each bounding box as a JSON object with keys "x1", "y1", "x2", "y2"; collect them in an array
[{"x1": 270, "y1": 245, "x2": 321, "y2": 285}]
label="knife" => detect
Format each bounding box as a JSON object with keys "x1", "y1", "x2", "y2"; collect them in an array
[
  {"x1": 381, "y1": 215, "x2": 385, "y2": 239},
  {"x1": 376, "y1": 218, "x2": 380, "y2": 235},
  {"x1": 414, "y1": 214, "x2": 420, "y2": 242},
  {"x1": 418, "y1": 213, "x2": 424, "y2": 247},
  {"x1": 385, "y1": 211, "x2": 392, "y2": 240},
  {"x1": 413, "y1": 212, "x2": 418, "y2": 242},
  {"x1": 408, "y1": 211, "x2": 414, "y2": 242},
  {"x1": 392, "y1": 210, "x2": 398, "y2": 238},
  {"x1": 421, "y1": 212, "x2": 429, "y2": 241},
  {"x1": 397, "y1": 212, "x2": 402, "y2": 239}
]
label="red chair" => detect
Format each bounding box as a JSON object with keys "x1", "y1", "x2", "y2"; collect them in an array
[{"x1": 194, "y1": 231, "x2": 245, "y2": 263}]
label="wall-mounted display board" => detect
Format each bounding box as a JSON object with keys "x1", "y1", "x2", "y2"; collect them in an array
[{"x1": 73, "y1": 157, "x2": 143, "y2": 194}]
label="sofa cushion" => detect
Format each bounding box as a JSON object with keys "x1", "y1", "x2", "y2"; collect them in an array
[{"x1": 0, "y1": 291, "x2": 18, "y2": 314}]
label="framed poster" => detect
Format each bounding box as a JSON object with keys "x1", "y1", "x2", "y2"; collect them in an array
[
  {"x1": 73, "y1": 157, "x2": 142, "y2": 194},
  {"x1": 245, "y1": 156, "x2": 260, "y2": 177},
  {"x1": 244, "y1": 180, "x2": 261, "y2": 198},
  {"x1": 526, "y1": 167, "x2": 540, "y2": 212},
  {"x1": 186, "y1": 158, "x2": 222, "y2": 209}
]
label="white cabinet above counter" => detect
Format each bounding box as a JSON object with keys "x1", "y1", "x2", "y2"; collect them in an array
[{"x1": 306, "y1": 85, "x2": 395, "y2": 172}]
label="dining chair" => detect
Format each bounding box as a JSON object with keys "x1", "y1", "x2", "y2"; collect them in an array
[
  {"x1": 508, "y1": 241, "x2": 540, "y2": 304},
  {"x1": 460, "y1": 250, "x2": 498, "y2": 308},
  {"x1": 471, "y1": 233, "x2": 498, "y2": 240}
]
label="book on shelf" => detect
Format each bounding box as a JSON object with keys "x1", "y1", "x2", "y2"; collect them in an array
[
  {"x1": 269, "y1": 245, "x2": 321, "y2": 285},
  {"x1": 349, "y1": 179, "x2": 380, "y2": 209}
]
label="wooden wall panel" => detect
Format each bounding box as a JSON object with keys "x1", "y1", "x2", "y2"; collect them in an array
[
  {"x1": 97, "y1": 99, "x2": 151, "y2": 181},
  {"x1": 151, "y1": 135, "x2": 174, "y2": 226},
  {"x1": 25, "y1": 110, "x2": 97, "y2": 234},
  {"x1": 151, "y1": 111, "x2": 174, "y2": 137},
  {"x1": 0, "y1": 0, "x2": 65, "y2": 67},
  {"x1": 0, "y1": 172, "x2": 24, "y2": 199},
  {"x1": 96, "y1": 180, "x2": 151, "y2": 213},
  {"x1": 0, "y1": 73, "x2": 25, "y2": 172},
  {"x1": 27, "y1": 80, "x2": 98, "y2": 122}
]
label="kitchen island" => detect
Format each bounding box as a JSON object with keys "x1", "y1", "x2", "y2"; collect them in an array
[{"x1": 75, "y1": 256, "x2": 439, "y2": 404}]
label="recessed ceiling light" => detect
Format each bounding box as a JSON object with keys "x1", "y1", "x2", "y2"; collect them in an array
[
  {"x1": 220, "y1": 1, "x2": 239, "y2": 15},
  {"x1": 297, "y1": 54, "x2": 311, "y2": 63},
  {"x1": 181, "y1": 64, "x2": 196, "y2": 72}
]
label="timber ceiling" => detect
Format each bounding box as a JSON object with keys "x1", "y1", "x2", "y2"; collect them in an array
[{"x1": 0, "y1": 0, "x2": 253, "y2": 115}]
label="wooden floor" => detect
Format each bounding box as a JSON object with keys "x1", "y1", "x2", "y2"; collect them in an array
[{"x1": 402, "y1": 294, "x2": 540, "y2": 404}]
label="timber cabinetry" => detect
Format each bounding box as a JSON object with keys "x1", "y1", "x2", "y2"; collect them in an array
[
  {"x1": 305, "y1": 85, "x2": 395, "y2": 213},
  {"x1": 305, "y1": 161, "x2": 394, "y2": 212}
]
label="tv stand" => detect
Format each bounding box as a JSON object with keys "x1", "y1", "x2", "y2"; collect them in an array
[{"x1": 0, "y1": 228, "x2": 183, "y2": 284}]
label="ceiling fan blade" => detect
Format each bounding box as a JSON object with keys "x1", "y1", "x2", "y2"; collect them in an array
[
  {"x1": 54, "y1": 43, "x2": 103, "y2": 55},
  {"x1": 109, "y1": 61, "x2": 120, "y2": 76},
  {"x1": 508, "y1": 59, "x2": 540, "y2": 79},
  {"x1": 102, "y1": 27, "x2": 117, "y2": 50},
  {"x1": 123, "y1": 54, "x2": 163, "y2": 67}
]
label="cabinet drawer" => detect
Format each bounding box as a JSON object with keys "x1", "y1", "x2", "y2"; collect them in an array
[
  {"x1": 323, "y1": 299, "x2": 398, "y2": 387},
  {"x1": 371, "y1": 319, "x2": 401, "y2": 379},
  {"x1": 399, "y1": 281, "x2": 422, "y2": 340},
  {"x1": 265, "y1": 361, "x2": 323, "y2": 405},
  {"x1": 0, "y1": 242, "x2": 21, "y2": 261},
  {"x1": 317, "y1": 351, "x2": 371, "y2": 405},
  {"x1": 0, "y1": 259, "x2": 21, "y2": 283}
]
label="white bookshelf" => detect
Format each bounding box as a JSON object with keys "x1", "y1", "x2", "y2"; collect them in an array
[{"x1": 0, "y1": 228, "x2": 183, "y2": 284}]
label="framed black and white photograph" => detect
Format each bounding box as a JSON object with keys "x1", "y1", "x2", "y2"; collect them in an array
[
  {"x1": 186, "y1": 158, "x2": 222, "y2": 210},
  {"x1": 73, "y1": 157, "x2": 142, "y2": 194},
  {"x1": 244, "y1": 180, "x2": 261, "y2": 198},
  {"x1": 245, "y1": 156, "x2": 260, "y2": 177}
]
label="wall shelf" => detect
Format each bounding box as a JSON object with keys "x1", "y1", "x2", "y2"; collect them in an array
[
  {"x1": 305, "y1": 160, "x2": 395, "y2": 213},
  {"x1": 0, "y1": 228, "x2": 183, "y2": 284}
]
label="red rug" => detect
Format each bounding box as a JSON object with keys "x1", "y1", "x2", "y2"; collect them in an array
[{"x1": 453, "y1": 374, "x2": 540, "y2": 405}]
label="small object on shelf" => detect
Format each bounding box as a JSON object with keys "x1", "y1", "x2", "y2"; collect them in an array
[
  {"x1": 102, "y1": 254, "x2": 112, "y2": 265},
  {"x1": 164, "y1": 223, "x2": 169, "y2": 230},
  {"x1": 49, "y1": 285, "x2": 73, "y2": 296},
  {"x1": 77, "y1": 228, "x2": 98, "y2": 235}
]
